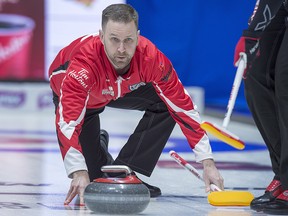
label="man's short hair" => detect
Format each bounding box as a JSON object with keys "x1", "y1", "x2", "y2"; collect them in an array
[{"x1": 102, "y1": 4, "x2": 139, "y2": 30}]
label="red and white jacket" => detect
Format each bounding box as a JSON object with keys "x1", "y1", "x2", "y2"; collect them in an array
[{"x1": 49, "y1": 34, "x2": 212, "y2": 177}]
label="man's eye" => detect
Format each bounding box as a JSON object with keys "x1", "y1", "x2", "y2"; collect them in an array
[
  {"x1": 125, "y1": 38, "x2": 133, "y2": 43},
  {"x1": 111, "y1": 37, "x2": 120, "y2": 43}
]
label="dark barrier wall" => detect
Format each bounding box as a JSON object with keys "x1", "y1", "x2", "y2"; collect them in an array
[{"x1": 127, "y1": 0, "x2": 255, "y2": 113}]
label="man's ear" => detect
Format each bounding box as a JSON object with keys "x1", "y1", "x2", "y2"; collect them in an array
[
  {"x1": 137, "y1": 30, "x2": 140, "y2": 45},
  {"x1": 99, "y1": 29, "x2": 104, "y2": 43}
]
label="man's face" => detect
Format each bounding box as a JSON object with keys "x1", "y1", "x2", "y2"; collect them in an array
[{"x1": 100, "y1": 20, "x2": 139, "y2": 73}]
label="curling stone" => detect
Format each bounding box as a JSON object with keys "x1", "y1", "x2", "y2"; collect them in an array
[{"x1": 84, "y1": 165, "x2": 150, "y2": 214}]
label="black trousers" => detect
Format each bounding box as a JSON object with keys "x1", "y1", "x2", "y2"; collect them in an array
[
  {"x1": 54, "y1": 83, "x2": 176, "y2": 181},
  {"x1": 244, "y1": 6, "x2": 288, "y2": 189}
]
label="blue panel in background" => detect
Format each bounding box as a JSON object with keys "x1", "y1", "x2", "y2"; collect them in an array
[
  {"x1": 127, "y1": 0, "x2": 255, "y2": 113},
  {"x1": 112, "y1": 134, "x2": 267, "y2": 153},
  {"x1": 163, "y1": 137, "x2": 267, "y2": 153}
]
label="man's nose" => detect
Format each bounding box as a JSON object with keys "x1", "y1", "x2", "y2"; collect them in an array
[{"x1": 118, "y1": 42, "x2": 125, "y2": 53}]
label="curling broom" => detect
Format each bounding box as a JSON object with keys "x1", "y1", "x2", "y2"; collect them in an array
[
  {"x1": 200, "y1": 55, "x2": 247, "y2": 150},
  {"x1": 169, "y1": 150, "x2": 254, "y2": 206}
]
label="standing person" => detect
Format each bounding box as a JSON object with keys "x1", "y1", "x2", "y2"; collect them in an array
[
  {"x1": 234, "y1": 0, "x2": 288, "y2": 214},
  {"x1": 49, "y1": 3, "x2": 224, "y2": 206}
]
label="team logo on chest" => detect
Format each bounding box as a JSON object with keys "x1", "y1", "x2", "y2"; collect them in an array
[{"x1": 129, "y1": 82, "x2": 146, "y2": 91}]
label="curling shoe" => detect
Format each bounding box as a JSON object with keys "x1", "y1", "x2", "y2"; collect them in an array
[
  {"x1": 141, "y1": 180, "x2": 161, "y2": 198},
  {"x1": 263, "y1": 190, "x2": 288, "y2": 215},
  {"x1": 250, "y1": 179, "x2": 283, "y2": 211}
]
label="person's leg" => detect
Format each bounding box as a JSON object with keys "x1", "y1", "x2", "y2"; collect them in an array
[
  {"x1": 79, "y1": 108, "x2": 114, "y2": 181},
  {"x1": 107, "y1": 83, "x2": 176, "y2": 177},
  {"x1": 244, "y1": 7, "x2": 287, "y2": 211},
  {"x1": 245, "y1": 31, "x2": 283, "y2": 180},
  {"x1": 274, "y1": 17, "x2": 288, "y2": 192},
  {"x1": 262, "y1": 15, "x2": 288, "y2": 216},
  {"x1": 245, "y1": 10, "x2": 286, "y2": 179}
]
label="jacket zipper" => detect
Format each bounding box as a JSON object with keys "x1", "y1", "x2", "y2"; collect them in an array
[{"x1": 116, "y1": 76, "x2": 124, "y2": 99}]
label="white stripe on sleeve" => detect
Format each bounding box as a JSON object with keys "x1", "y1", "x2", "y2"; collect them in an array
[
  {"x1": 49, "y1": 69, "x2": 66, "y2": 80},
  {"x1": 64, "y1": 147, "x2": 88, "y2": 178},
  {"x1": 154, "y1": 82, "x2": 201, "y2": 124},
  {"x1": 58, "y1": 77, "x2": 89, "y2": 140}
]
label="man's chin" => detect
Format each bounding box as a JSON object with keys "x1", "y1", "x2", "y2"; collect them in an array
[{"x1": 114, "y1": 62, "x2": 128, "y2": 69}]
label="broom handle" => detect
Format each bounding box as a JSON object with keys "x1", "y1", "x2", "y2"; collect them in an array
[
  {"x1": 169, "y1": 150, "x2": 221, "y2": 192},
  {"x1": 222, "y1": 56, "x2": 246, "y2": 128}
]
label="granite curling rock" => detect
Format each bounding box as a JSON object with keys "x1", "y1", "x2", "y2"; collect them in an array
[{"x1": 84, "y1": 165, "x2": 150, "y2": 214}]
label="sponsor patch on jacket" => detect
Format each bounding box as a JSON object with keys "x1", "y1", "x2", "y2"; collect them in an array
[
  {"x1": 102, "y1": 86, "x2": 114, "y2": 96},
  {"x1": 129, "y1": 82, "x2": 146, "y2": 91},
  {"x1": 160, "y1": 65, "x2": 172, "y2": 82},
  {"x1": 68, "y1": 68, "x2": 89, "y2": 88}
]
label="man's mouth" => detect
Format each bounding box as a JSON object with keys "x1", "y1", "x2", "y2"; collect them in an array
[{"x1": 116, "y1": 56, "x2": 126, "y2": 59}]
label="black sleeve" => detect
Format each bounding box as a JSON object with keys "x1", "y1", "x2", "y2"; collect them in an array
[{"x1": 247, "y1": 0, "x2": 283, "y2": 32}]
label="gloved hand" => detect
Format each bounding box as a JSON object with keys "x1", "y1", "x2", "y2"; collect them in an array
[{"x1": 234, "y1": 30, "x2": 261, "y2": 77}]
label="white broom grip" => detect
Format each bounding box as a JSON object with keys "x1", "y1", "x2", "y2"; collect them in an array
[{"x1": 222, "y1": 56, "x2": 246, "y2": 128}]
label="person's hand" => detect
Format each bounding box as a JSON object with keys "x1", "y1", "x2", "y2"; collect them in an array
[
  {"x1": 64, "y1": 170, "x2": 90, "y2": 205},
  {"x1": 234, "y1": 30, "x2": 261, "y2": 78},
  {"x1": 202, "y1": 159, "x2": 224, "y2": 192}
]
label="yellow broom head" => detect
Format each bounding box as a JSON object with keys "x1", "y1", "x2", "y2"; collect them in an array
[
  {"x1": 201, "y1": 121, "x2": 245, "y2": 150},
  {"x1": 207, "y1": 190, "x2": 254, "y2": 206}
]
